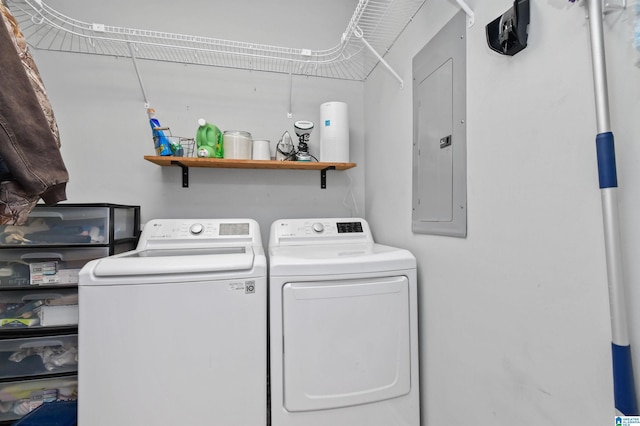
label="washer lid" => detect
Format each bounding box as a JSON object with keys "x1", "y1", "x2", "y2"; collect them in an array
[
  {"x1": 90, "y1": 246, "x2": 256, "y2": 277},
  {"x1": 269, "y1": 243, "x2": 415, "y2": 276}
]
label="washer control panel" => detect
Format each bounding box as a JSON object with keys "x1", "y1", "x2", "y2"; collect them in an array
[{"x1": 138, "y1": 219, "x2": 257, "y2": 248}]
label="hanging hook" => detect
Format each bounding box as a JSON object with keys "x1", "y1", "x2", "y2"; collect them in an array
[{"x1": 31, "y1": 13, "x2": 44, "y2": 25}]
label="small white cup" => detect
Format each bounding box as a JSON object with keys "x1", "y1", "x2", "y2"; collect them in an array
[{"x1": 252, "y1": 139, "x2": 271, "y2": 160}]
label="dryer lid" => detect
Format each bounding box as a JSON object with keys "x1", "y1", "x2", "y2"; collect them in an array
[{"x1": 269, "y1": 243, "x2": 415, "y2": 276}]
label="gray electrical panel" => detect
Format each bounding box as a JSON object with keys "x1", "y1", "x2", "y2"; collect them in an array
[{"x1": 412, "y1": 11, "x2": 467, "y2": 237}]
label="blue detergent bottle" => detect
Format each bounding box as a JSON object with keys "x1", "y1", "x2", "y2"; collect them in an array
[
  {"x1": 147, "y1": 108, "x2": 172, "y2": 156},
  {"x1": 196, "y1": 118, "x2": 223, "y2": 158}
]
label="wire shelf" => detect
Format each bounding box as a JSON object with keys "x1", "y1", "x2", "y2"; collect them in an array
[{"x1": 5, "y1": 0, "x2": 427, "y2": 81}]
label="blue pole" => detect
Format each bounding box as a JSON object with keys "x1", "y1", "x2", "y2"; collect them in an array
[{"x1": 587, "y1": 0, "x2": 638, "y2": 415}]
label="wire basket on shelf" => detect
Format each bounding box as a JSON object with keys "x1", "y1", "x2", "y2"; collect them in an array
[
  {"x1": 152, "y1": 135, "x2": 195, "y2": 157},
  {"x1": 171, "y1": 136, "x2": 195, "y2": 157}
]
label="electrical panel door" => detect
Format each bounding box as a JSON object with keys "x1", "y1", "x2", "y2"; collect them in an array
[{"x1": 412, "y1": 11, "x2": 467, "y2": 237}]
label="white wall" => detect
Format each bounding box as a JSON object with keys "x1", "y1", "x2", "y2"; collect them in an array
[
  {"x1": 22, "y1": 0, "x2": 640, "y2": 424},
  {"x1": 365, "y1": 0, "x2": 639, "y2": 424},
  {"x1": 32, "y1": 0, "x2": 364, "y2": 244}
]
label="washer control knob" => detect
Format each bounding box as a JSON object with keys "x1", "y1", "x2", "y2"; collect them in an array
[
  {"x1": 189, "y1": 223, "x2": 204, "y2": 235},
  {"x1": 312, "y1": 222, "x2": 324, "y2": 233}
]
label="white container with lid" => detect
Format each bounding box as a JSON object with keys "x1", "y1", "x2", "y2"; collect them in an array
[
  {"x1": 223, "y1": 131, "x2": 252, "y2": 159},
  {"x1": 252, "y1": 140, "x2": 271, "y2": 160}
]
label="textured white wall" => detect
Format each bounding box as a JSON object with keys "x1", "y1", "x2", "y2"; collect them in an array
[
  {"x1": 22, "y1": 0, "x2": 640, "y2": 424},
  {"x1": 364, "y1": 0, "x2": 639, "y2": 424}
]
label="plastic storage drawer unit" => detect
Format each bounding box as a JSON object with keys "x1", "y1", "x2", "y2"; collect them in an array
[
  {"x1": 0, "y1": 289, "x2": 78, "y2": 329},
  {"x1": 0, "y1": 204, "x2": 140, "y2": 252},
  {"x1": 0, "y1": 334, "x2": 77, "y2": 380},
  {"x1": 0, "y1": 248, "x2": 109, "y2": 287},
  {"x1": 0, "y1": 376, "x2": 77, "y2": 423},
  {"x1": 0, "y1": 203, "x2": 140, "y2": 425}
]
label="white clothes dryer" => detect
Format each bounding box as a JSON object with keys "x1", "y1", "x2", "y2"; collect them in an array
[
  {"x1": 268, "y1": 218, "x2": 420, "y2": 426},
  {"x1": 78, "y1": 219, "x2": 266, "y2": 426}
]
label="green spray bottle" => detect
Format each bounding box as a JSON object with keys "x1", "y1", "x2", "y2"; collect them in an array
[{"x1": 195, "y1": 118, "x2": 223, "y2": 158}]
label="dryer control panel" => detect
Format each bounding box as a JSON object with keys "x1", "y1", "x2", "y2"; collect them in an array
[{"x1": 270, "y1": 218, "x2": 374, "y2": 246}]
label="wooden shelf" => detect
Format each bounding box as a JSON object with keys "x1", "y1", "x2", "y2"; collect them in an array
[
  {"x1": 144, "y1": 156, "x2": 356, "y2": 170},
  {"x1": 144, "y1": 156, "x2": 357, "y2": 188}
]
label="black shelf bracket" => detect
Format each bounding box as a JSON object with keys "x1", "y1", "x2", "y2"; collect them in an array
[
  {"x1": 321, "y1": 166, "x2": 336, "y2": 189},
  {"x1": 171, "y1": 161, "x2": 189, "y2": 187},
  {"x1": 166, "y1": 162, "x2": 341, "y2": 189}
]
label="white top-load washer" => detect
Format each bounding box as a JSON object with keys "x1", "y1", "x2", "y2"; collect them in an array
[
  {"x1": 78, "y1": 219, "x2": 266, "y2": 426},
  {"x1": 268, "y1": 218, "x2": 420, "y2": 426}
]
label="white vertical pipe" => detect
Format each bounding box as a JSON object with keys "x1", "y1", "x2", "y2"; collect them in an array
[{"x1": 288, "y1": 71, "x2": 293, "y2": 119}]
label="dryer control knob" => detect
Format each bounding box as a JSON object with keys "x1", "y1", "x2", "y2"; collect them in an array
[
  {"x1": 312, "y1": 222, "x2": 324, "y2": 233},
  {"x1": 189, "y1": 223, "x2": 204, "y2": 235}
]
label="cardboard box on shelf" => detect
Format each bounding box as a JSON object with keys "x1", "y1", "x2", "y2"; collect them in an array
[
  {"x1": 36, "y1": 305, "x2": 78, "y2": 326},
  {"x1": 0, "y1": 318, "x2": 40, "y2": 327}
]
